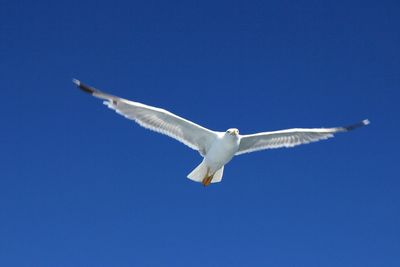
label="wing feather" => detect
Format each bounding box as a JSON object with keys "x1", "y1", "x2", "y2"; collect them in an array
[
  {"x1": 236, "y1": 120, "x2": 369, "y2": 155},
  {"x1": 74, "y1": 79, "x2": 217, "y2": 156}
]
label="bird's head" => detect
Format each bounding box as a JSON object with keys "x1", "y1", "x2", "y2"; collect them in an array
[{"x1": 226, "y1": 128, "x2": 240, "y2": 136}]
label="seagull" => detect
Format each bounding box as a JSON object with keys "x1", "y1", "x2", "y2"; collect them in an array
[{"x1": 73, "y1": 79, "x2": 369, "y2": 186}]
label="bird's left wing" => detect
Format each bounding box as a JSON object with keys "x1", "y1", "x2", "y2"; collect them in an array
[
  {"x1": 73, "y1": 79, "x2": 218, "y2": 156},
  {"x1": 236, "y1": 120, "x2": 369, "y2": 155}
]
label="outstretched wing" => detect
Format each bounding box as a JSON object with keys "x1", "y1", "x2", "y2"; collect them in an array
[
  {"x1": 236, "y1": 120, "x2": 369, "y2": 155},
  {"x1": 74, "y1": 79, "x2": 218, "y2": 156}
]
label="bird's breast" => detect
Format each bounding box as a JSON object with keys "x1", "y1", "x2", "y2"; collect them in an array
[{"x1": 204, "y1": 135, "x2": 239, "y2": 171}]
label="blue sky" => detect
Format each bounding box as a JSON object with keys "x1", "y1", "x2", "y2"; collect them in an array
[{"x1": 1, "y1": 0, "x2": 399, "y2": 266}]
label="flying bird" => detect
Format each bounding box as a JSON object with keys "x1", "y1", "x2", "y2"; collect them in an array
[{"x1": 73, "y1": 79, "x2": 369, "y2": 186}]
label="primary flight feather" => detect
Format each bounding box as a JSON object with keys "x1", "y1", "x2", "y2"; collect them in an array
[{"x1": 74, "y1": 79, "x2": 369, "y2": 186}]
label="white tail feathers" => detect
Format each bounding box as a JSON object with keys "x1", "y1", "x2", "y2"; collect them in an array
[
  {"x1": 211, "y1": 166, "x2": 224, "y2": 183},
  {"x1": 187, "y1": 160, "x2": 224, "y2": 184},
  {"x1": 187, "y1": 161, "x2": 208, "y2": 182}
]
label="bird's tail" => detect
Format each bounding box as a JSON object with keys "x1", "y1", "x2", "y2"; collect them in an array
[
  {"x1": 187, "y1": 160, "x2": 208, "y2": 183},
  {"x1": 211, "y1": 167, "x2": 224, "y2": 183},
  {"x1": 187, "y1": 160, "x2": 224, "y2": 184}
]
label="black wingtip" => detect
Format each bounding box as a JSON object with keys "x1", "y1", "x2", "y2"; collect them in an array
[
  {"x1": 72, "y1": 78, "x2": 96, "y2": 94},
  {"x1": 343, "y1": 119, "x2": 370, "y2": 131}
]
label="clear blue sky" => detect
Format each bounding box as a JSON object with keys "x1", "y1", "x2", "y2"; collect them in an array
[{"x1": 1, "y1": 0, "x2": 399, "y2": 266}]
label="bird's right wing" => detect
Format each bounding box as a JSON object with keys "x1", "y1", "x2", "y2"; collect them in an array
[
  {"x1": 74, "y1": 79, "x2": 218, "y2": 156},
  {"x1": 236, "y1": 120, "x2": 369, "y2": 155}
]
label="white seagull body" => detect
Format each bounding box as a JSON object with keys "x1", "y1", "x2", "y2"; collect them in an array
[{"x1": 74, "y1": 79, "x2": 369, "y2": 186}]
